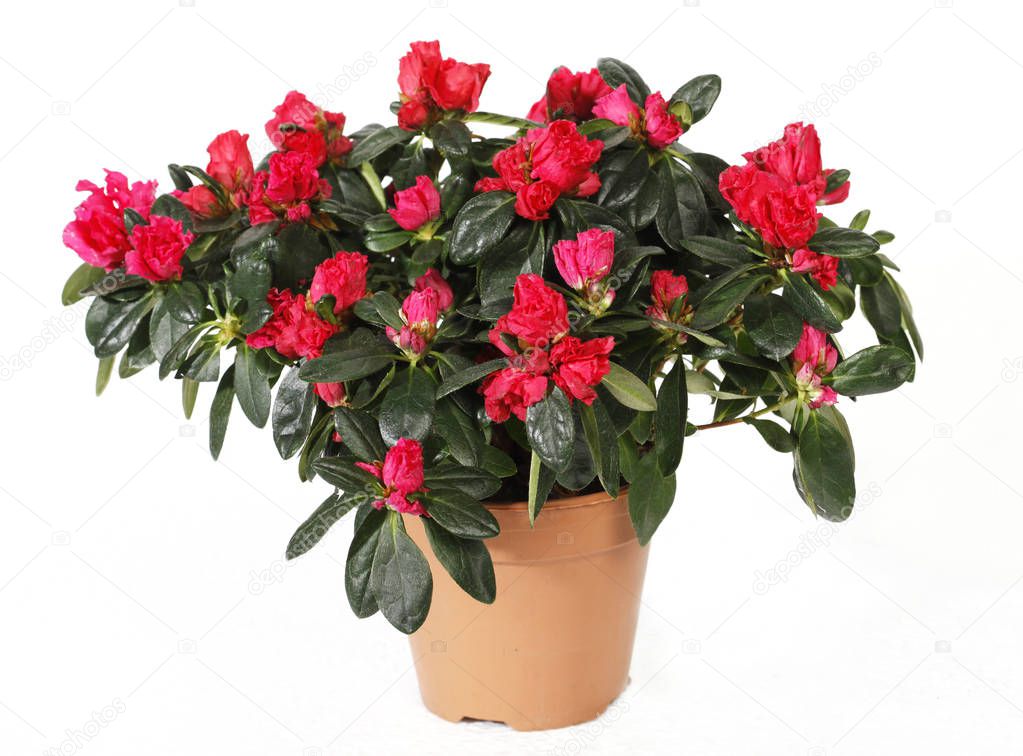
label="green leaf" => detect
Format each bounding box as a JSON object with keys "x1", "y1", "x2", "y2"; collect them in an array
[
  {"x1": 602, "y1": 362, "x2": 657, "y2": 411},
  {"x1": 209, "y1": 365, "x2": 235, "y2": 460},
  {"x1": 61, "y1": 263, "x2": 108, "y2": 306},
  {"x1": 346, "y1": 507, "x2": 386, "y2": 618},
  {"x1": 860, "y1": 276, "x2": 902, "y2": 340},
  {"x1": 525, "y1": 388, "x2": 574, "y2": 474},
  {"x1": 353, "y1": 291, "x2": 405, "y2": 330},
  {"x1": 655, "y1": 159, "x2": 707, "y2": 251},
  {"x1": 782, "y1": 270, "x2": 842, "y2": 333},
  {"x1": 311, "y1": 456, "x2": 377, "y2": 492},
  {"x1": 692, "y1": 273, "x2": 772, "y2": 330},
  {"x1": 670, "y1": 74, "x2": 721, "y2": 123},
  {"x1": 164, "y1": 281, "x2": 207, "y2": 324},
  {"x1": 747, "y1": 417, "x2": 794, "y2": 453},
  {"x1": 424, "y1": 464, "x2": 502, "y2": 500},
  {"x1": 379, "y1": 367, "x2": 436, "y2": 445},
  {"x1": 580, "y1": 399, "x2": 621, "y2": 497},
  {"x1": 425, "y1": 489, "x2": 499, "y2": 539},
  {"x1": 434, "y1": 399, "x2": 485, "y2": 467},
  {"x1": 830, "y1": 345, "x2": 915, "y2": 396},
  {"x1": 234, "y1": 346, "x2": 271, "y2": 428},
  {"x1": 85, "y1": 292, "x2": 155, "y2": 358},
  {"x1": 527, "y1": 450, "x2": 557, "y2": 525},
  {"x1": 333, "y1": 407, "x2": 387, "y2": 462},
  {"x1": 807, "y1": 227, "x2": 881, "y2": 258},
  {"x1": 680, "y1": 236, "x2": 755, "y2": 266},
  {"x1": 436, "y1": 358, "x2": 506, "y2": 398},
  {"x1": 482, "y1": 445, "x2": 516, "y2": 478},
  {"x1": 850, "y1": 209, "x2": 870, "y2": 231},
  {"x1": 287, "y1": 491, "x2": 361, "y2": 559},
  {"x1": 182, "y1": 377, "x2": 199, "y2": 419},
  {"x1": 794, "y1": 411, "x2": 855, "y2": 522},
  {"x1": 95, "y1": 355, "x2": 115, "y2": 396},
  {"x1": 597, "y1": 146, "x2": 649, "y2": 214},
  {"x1": 655, "y1": 358, "x2": 687, "y2": 476},
  {"x1": 299, "y1": 344, "x2": 397, "y2": 383},
  {"x1": 446, "y1": 192, "x2": 517, "y2": 265},
  {"x1": 347, "y1": 125, "x2": 413, "y2": 165},
  {"x1": 271, "y1": 366, "x2": 316, "y2": 459},
  {"x1": 370, "y1": 513, "x2": 433, "y2": 634},
  {"x1": 596, "y1": 57, "x2": 650, "y2": 103},
  {"x1": 628, "y1": 452, "x2": 676, "y2": 545},
  {"x1": 423, "y1": 520, "x2": 495, "y2": 604},
  {"x1": 744, "y1": 293, "x2": 803, "y2": 361}
]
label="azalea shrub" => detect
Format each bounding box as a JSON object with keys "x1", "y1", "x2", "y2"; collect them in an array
[{"x1": 61, "y1": 42, "x2": 920, "y2": 634}]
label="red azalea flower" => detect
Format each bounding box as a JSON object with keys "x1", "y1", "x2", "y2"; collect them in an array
[
  {"x1": 397, "y1": 41, "x2": 490, "y2": 131},
  {"x1": 386, "y1": 288, "x2": 440, "y2": 356},
  {"x1": 414, "y1": 268, "x2": 454, "y2": 311},
  {"x1": 356, "y1": 438, "x2": 429, "y2": 516},
  {"x1": 791, "y1": 324, "x2": 838, "y2": 409},
  {"x1": 309, "y1": 251, "x2": 369, "y2": 314},
  {"x1": 245, "y1": 288, "x2": 338, "y2": 360},
  {"x1": 549, "y1": 335, "x2": 614, "y2": 405},
  {"x1": 475, "y1": 121, "x2": 603, "y2": 220},
  {"x1": 265, "y1": 91, "x2": 352, "y2": 166},
  {"x1": 124, "y1": 216, "x2": 194, "y2": 282},
  {"x1": 313, "y1": 382, "x2": 347, "y2": 407},
  {"x1": 388, "y1": 175, "x2": 441, "y2": 231},
  {"x1": 63, "y1": 171, "x2": 157, "y2": 271},
  {"x1": 493, "y1": 274, "x2": 570, "y2": 348},
  {"x1": 741, "y1": 122, "x2": 849, "y2": 206},
  {"x1": 592, "y1": 85, "x2": 685, "y2": 150},
  {"x1": 718, "y1": 163, "x2": 821, "y2": 250},
  {"x1": 791, "y1": 248, "x2": 840, "y2": 291},
  {"x1": 526, "y1": 66, "x2": 612, "y2": 123},
  {"x1": 248, "y1": 151, "x2": 332, "y2": 226},
  {"x1": 553, "y1": 228, "x2": 615, "y2": 307}
]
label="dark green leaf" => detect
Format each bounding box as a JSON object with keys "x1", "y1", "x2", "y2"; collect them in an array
[
  {"x1": 434, "y1": 399, "x2": 485, "y2": 467},
  {"x1": 747, "y1": 417, "x2": 794, "y2": 452},
  {"x1": 525, "y1": 388, "x2": 574, "y2": 473},
  {"x1": 670, "y1": 74, "x2": 721, "y2": 123},
  {"x1": 333, "y1": 407, "x2": 387, "y2": 462},
  {"x1": 602, "y1": 362, "x2": 657, "y2": 411},
  {"x1": 692, "y1": 273, "x2": 771, "y2": 330},
  {"x1": 808, "y1": 227, "x2": 881, "y2": 258},
  {"x1": 794, "y1": 410, "x2": 855, "y2": 522},
  {"x1": 830, "y1": 345, "x2": 915, "y2": 396},
  {"x1": 85, "y1": 292, "x2": 155, "y2": 358},
  {"x1": 346, "y1": 507, "x2": 386, "y2": 618},
  {"x1": 435, "y1": 358, "x2": 506, "y2": 398},
  {"x1": 287, "y1": 491, "x2": 362, "y2": 559},
  {"x1": 95, "y1": 355, "x2": 115, "y2": 396},
  {"x1": 61, "y1": 263, "x2": 108, "y2": 306},
  {"x1": 680, "y1": 236, "x2": 756, "y2": 266},
  {"x1": 272, "y1": 366, "x2": 316, "y2": 459},
  {"x1": 744, "y1": 293, "x2": 803, "y2": 361},
  {"x1": 311, "y1": 456, "x2": 378, "y2": 492},
  {"x1": 370, "y1": 513, "x2": 433, "y2": 634},
  {"x1": 628, "y1": 452, "x2": 676, "y2": 545},
  {"x1": 655, "y1": 358, "x2": 687, "y2": 475},
  {"x1": 347, "y1": 125, "x2": 413, "y2": 165},
  {"x1": 782, "y1": 271, "x2": 842, "y2": 333},
  {"x1": 655, "y1": 159, "x2": 707, "y2": 251},
  {"x1": 580, "y1": 399, "x2": 621, "y2": 497},
  {"x1": 379, "y1": 367, "x2": 436, "y2": 445},
  {"x1": 424, "y1": 464, "x2": 502, "y2": 500},
  {"x1": 423, "y1": 520, "x2": 495, "y2": 604},
  {"x1": 234, "y1": 347, "x2": 271, "y2": 428},
  {"x1": 425, "y1": 489, "x2": 499, "y2": 539},
  {"x1": 446, "y1": 192, "x2": 517, "y2": 265},
  {"x1": 300, "y1": 344, "x2": 397, "y2": 383},
  {"x1": 597, "y1": 57, "x2": 650, "y2": 104},
  {"x1": 209, "y1": 365, "x2": 235, "y2": 460}
]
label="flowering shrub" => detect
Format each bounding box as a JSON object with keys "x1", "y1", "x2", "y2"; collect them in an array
[{"x1": 61, "y1": 44, "x2": 920, "y2": 634}]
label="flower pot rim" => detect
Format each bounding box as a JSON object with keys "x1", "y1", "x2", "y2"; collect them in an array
[{"x1": 483, "y1": 486, "x2": 628, "y2": 513}]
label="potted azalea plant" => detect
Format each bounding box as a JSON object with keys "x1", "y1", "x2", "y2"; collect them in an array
[{"x1": 60, "y1": 41, "x2": 920, "y2": 731}]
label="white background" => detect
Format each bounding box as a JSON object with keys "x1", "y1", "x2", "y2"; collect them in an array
[{"x1": 2, "y1": 0, "x2": 1021, "y2": 753}]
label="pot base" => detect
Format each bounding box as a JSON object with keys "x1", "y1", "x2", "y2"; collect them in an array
[{"x1": 405, "y1": 490, "x2": 648, "y2": 732}]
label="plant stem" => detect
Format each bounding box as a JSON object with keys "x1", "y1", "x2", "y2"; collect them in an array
[
  {"x1": 694, "y1": 399, "x2": 791, "y2": 431},
  {"x1": 462, "y1": 111, "x2": 540, "y2": 130},
  {"x1": 666, "y1": 147, "x2": 695, "y2": 167}
]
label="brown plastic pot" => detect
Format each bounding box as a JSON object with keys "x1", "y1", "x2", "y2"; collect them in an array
[{"x1": 403, "y1": 489, "x2": 648, "y2": 731}]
